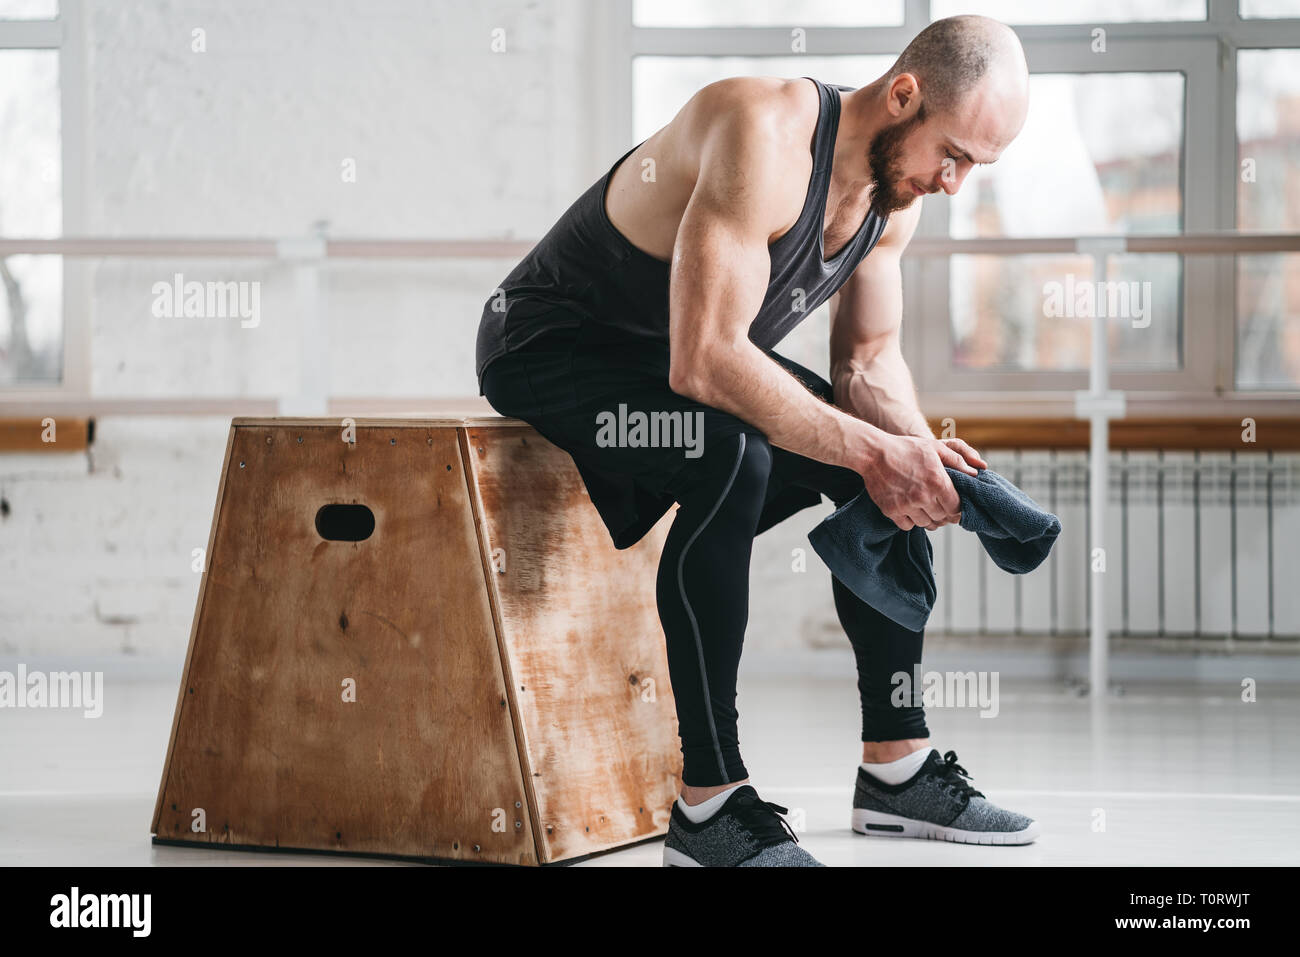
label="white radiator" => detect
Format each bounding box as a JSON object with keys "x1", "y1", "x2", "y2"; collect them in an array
[{"x1": 931, "y1": 450, "x2": 1300, "y2": 640}]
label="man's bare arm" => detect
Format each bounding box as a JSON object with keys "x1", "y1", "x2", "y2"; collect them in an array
[
  {"x1": 828, "y1": 200, "x2": 987, "y2": 530},
  {"x1": 666, "y1": 80, "x2": 972, "y2": 530},
  {"x1": 829, "y1": 203, "x2": 934, "y2": 440},
  {"x1": 666, "y1": 84, "x2": 886, "y2": 475},
  {"x1": 840, "y1": 346, "x2": 933, "y2": 439}
]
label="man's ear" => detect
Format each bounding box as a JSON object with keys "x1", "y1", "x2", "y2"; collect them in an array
[{"x1": 888, "y1": 72, "x2": 920, "y2": 117}]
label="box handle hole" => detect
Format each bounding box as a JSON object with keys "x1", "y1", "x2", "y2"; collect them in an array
[{"x1": 315, "y1": 504, "x2": 375, "y2": 542}]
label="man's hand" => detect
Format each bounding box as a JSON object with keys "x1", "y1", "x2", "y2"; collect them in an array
[
  {"x1": 861, "y1": 433, "x2": 987, "y2": 531},
  {"x1": 939, "y1": 436, "x2": 987, "y2": 473}
]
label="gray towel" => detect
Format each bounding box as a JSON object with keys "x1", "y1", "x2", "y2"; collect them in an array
[{"x1": 807, "y1": 466, "x2": 1062, "y2": 631}]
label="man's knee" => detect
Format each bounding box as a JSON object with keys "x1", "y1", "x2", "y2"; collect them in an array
[
  {"x1": 731, "y1": 431, "x2": 773, "y2": 493},
  {"x1": 705, "y1": 431, "x2": 772, "y2": 533},
  {"x1": 671, "y1": 430, "x2": 772, "y2": 510}
]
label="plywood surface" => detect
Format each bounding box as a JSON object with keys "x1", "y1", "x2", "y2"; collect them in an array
[
  {"x1": 464, "y1": 426, "x2": 680, "y2": 863},
  {"x1": 153, "y1": 423, "x2": 536, "y2": 864}
]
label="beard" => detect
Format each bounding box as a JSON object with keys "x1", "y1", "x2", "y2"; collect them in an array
[{"x1": 867, "y1": 104, "x2": 928, "y2": 219}]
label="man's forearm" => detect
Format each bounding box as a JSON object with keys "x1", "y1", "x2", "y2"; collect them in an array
[
  {"x1": 831, "y1": 346, "x2": 934, "y2": 440},
  {"x1": 676, "y1": 338, "x2": 886, "y2": 474}
]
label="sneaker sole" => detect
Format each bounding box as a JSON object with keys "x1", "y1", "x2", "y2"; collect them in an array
[
  {"x1": 662, "y1": 846, "x2": 703, "y2": 867},
  {"x1": 851, "y1": 808, "x2": 1040, "y2": 845}
]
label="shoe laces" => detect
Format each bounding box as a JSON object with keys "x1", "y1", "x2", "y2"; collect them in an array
[
  {"x1": 730, "y1": 792, "x2": 799, "y2": 848},
  {"x1": 931, "y1": 750, "x2": 985, "y2": 801}
]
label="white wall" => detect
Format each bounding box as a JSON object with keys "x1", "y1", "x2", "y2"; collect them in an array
[
  {"x1": 85, "y1": 0, "x2": 600, "y2": 401},
  {"x1": 1, "y1": 0, "x2": 861, "y2": 660},
  {"x1": 3, "y1": 0, "x2": 617, "y2": 656},
  {"x1": 0, "y1": 417, "x2": 229, "y2": 656},
  {"x1": 3, "y1": 1, "x2": 1296, "y2": 662}
]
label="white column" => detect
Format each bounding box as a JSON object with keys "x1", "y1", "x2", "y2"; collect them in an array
[
  {"x1": 276, "y1": 223, "x2": 330, "y2": 416},
  {"x1": 1074, "y1": 240, "x2": 1127, "y2": 698}
]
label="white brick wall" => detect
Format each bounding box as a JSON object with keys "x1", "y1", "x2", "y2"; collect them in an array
[
  {"x1": 1, "y1": 416, "x2": 229, "y2": 655},
  {"x1": 6, "y1": 0, "x2": 612, "y2": 656},
  {"x1": 4, "y1": 2, "x2": 1294, "y2": 661},
  {"x1": 82, "y1": 0, "x2": 602, "y2": 402}
]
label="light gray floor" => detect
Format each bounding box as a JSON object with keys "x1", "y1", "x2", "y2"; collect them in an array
[{"x1": 2, "y1": 660, "x2": 1296, "y2": 867}]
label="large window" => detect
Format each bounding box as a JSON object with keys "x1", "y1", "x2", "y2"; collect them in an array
[
  {"x1": 949, "y1": 72, "x2": 1183, "y2": 373},
  {"x1": 620, "y1": 0, "x2": 1300, "y2": 399},
  {"x1": 0, "y1": 0, "x2": 68, "y2": 388},
  {"x1": 0, "y1": 47, "x2": 61, "y2": 384},
  {"x1": 1237, "y1": 48, "x2": 1300, "y2": 388}
]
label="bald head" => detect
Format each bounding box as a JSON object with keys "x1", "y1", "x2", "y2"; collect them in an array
[
  {"x1": 886, "y1": 15, "x2": 1028, "y2": 122},
  {"x1": 857, "y1": 16, "x2": 1029, "y2": 215}
]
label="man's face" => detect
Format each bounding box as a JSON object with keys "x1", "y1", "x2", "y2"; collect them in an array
[
  {"x1": 866, "y1": 105, "x2": 932, "y2": 218},
  {"x1": 867, "y1": 84, "x2": 1023, "y2": 218}
]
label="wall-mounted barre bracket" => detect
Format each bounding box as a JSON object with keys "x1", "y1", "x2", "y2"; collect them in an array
[
  {"x1": 1074, "y1": 390, "x2": 1127, "y2": 420},
  {"x1": 1075, "y1": 237, "x2": 1129, "y2": 256},
  {"x1": 275, "y1": 236, "x2": 327, "y2": 261}
]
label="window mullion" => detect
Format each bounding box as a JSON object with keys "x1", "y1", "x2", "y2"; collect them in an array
[
  {"x1": 1182, "y1": 37, "x2": 1228, "y2": 396},
  {"x1": 903, "y1": 0, "x2": 931, "y2": 34},
  {"x1": 0, "y1": 19, "x2": 61, "y2": 48}
]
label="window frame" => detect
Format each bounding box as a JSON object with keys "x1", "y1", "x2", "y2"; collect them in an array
[
  {"x1": 0, "y1": 0, "x2": 87, "y2": 397},
  {"x1": 916, "y1": 38, "x2": 1218, "y2": 396},
  {"x1": 604, "y1": 0, "x2": 1300, "y2": 403}
]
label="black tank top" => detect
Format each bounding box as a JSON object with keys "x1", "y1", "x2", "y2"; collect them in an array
[{"x1": 475, "y1": 76, "x2": 890, "y2": 390}]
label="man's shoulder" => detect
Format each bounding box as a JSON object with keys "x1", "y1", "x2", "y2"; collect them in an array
[
  {"x1": 679, "y1": 76, "x2": 824, "y2": 189},
  {"x1": 675, "y1": 79, "x2": 822, "y2": 234},
  {"x1": 686, "y1": 75, "x2": 820, "y2": 139}
]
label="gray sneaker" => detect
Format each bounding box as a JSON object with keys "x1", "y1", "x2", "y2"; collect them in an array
[
  {"x1": 664, "y1": 785, "x2": 825, "y2": 866},
  {"x1": 851, "y1": 749, "x2": 1040, "y2": 845}
]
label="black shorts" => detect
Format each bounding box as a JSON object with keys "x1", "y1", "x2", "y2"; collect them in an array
[{"x1": 478, "y1": 309, "x2": 825, "y2": 549}]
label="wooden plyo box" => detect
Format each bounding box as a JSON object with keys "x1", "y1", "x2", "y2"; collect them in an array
[{"x1": 151, "y1": 414, "x2": 680, "y2": 865}]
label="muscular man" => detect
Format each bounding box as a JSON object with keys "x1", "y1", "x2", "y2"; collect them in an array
[{"x1": 476, "y1": 15, "x2": 1036, "y2": 866}]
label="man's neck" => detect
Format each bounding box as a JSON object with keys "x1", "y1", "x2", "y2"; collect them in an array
[{"x1": 832, "y1": 78, "x2": 889, "y2": 193}]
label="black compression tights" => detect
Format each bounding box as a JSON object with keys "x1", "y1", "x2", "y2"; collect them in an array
[{"x1": 656, "y1": 430, "x2": 930, "y2": 787}]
